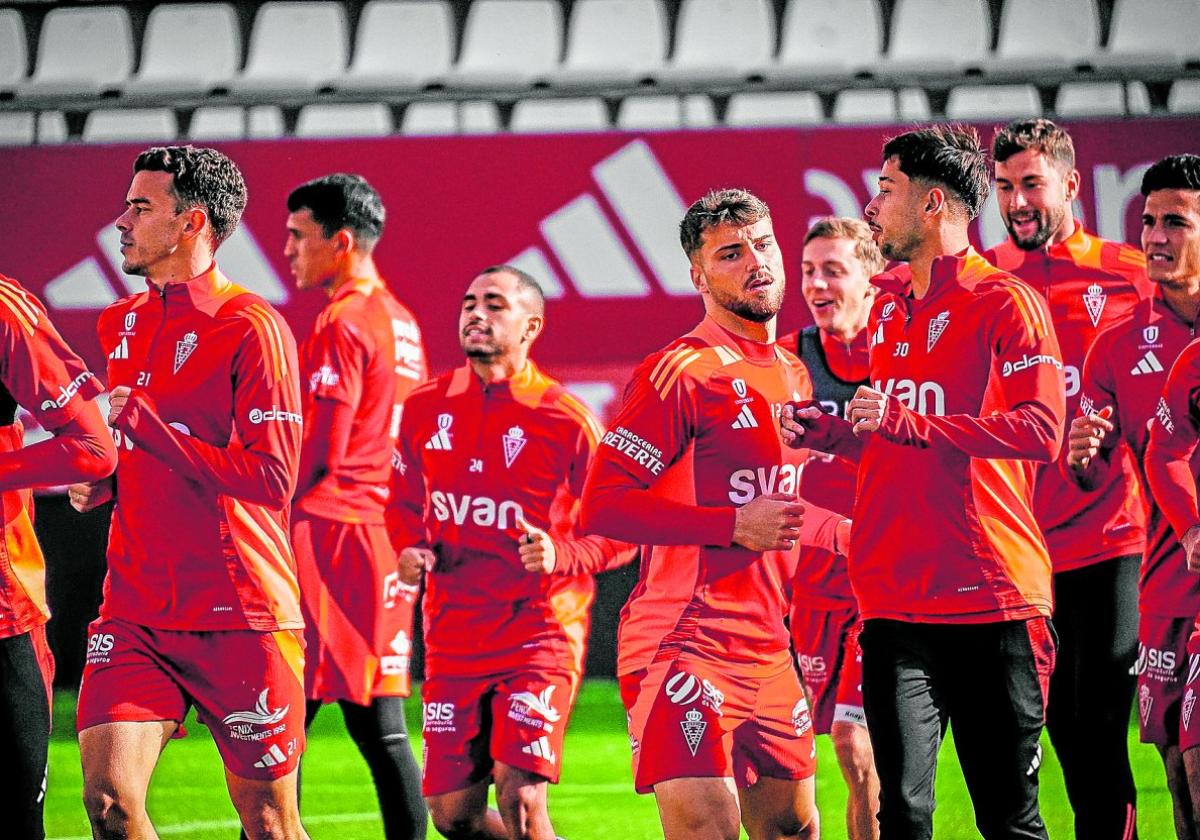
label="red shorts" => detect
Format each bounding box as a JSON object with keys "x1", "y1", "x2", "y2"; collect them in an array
[
  {"x1": 790, "y1": 605, "x2": 865, "y2": 734},
  {"x1": 293, "y1": 515, "x2": 417, "y2": 705},
  {"x1": 1136, "y1": 615, "x2": 1192, "y2": 746},
  {"x1": 619, "y1": 658, "x2": 816, "y2": 794},
  {"x1": 77, "y1": 617, "x2": 307, "y2": 781},
  {"x1": 1180, "y1": 623, "x2": 1200, "y2": 753},
  {"x1": 420, "y1": 669, "x2": 578, "y2": 797}
]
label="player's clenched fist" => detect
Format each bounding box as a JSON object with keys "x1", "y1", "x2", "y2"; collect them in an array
[
  {"x1": 68, "y1": 477, "x2": 114, "y2": 513},
  {"x1": 1183, "y1": 526, "x2": 1200, "y2": 574},
  {"x1": 1066, "y1": 406, "x2": 1115, "y2": 471},
  {"x1": 516, "y1": 515, "x2": 557, "y2": 574},
  {"x1": 398, "y1": 546, "x2": 436, "y2": 585},
  {"x1": 847, "y1": 385, "x2": 887, "y2": 435},
  {"x1": 106, "y1": 385, "x2": 132, "y2": 427},
  {"x1": 732, "y1": 492, "x2": 805, "y2": 552},
  {"x1": 781, "y1": 402, "x2": 835, "y2": 449}
]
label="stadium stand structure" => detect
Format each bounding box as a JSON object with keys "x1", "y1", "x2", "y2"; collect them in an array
[{"x1": 0, "y1": 0, "x2": 1196, "y2": 142}]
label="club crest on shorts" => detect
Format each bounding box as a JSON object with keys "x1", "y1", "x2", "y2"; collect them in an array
[
  {"x1": 1185, "y1": 688, "x2": 1197, "y2": 731},
  {"x1": 680, "y1": 709, "x2": 706, "y2": 756},
  {"x1": 174, "y1": 331, "x2": 198, "y2": 373},
  {"x1": 503, "y1": 425, "x2": 527, "y2": 468},
  {"x1": 1139, "y1": 684, "x2": 1153, "y2": 726},
  {"x1": 927, "y1": 311, "x2": 949, "y2": 352},
  {"x1": 1083, "y1": 283, "x2": 1107, "y2": 328}
]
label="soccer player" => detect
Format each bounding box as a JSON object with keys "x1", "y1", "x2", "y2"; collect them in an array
[
  {"x1": 581, "y1": 188, "x2": 850, "y2": 840},
  {"x1": 67, "y1": 146, "x2": 308, "y2": 840},
  {"x1": 780, "y1": 217, "x2": 881, "y2": 840},
  {"x1": 284, "y1": 174, "x2": 428, "y2": 838},
  {"x1": 0, "y1": 272, "x2": 117, "y2": 840},
  {"x1": 389, "y1": 265, "x2": 633, "y2": 840},
  {"x1": 782, "y1": 126, "x2": 1065, "y2": 839},
  {"x1": 988, "y1": 118, "x2": 1151, "y2": 838},
  {"x1": 1139, "y1": 155, "x2": 1200, "y2": 836}
]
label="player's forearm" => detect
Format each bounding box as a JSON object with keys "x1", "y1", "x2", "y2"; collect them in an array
[
  {"x1": 878, "y1": 400, "x2": 1062, "y2": 461},
  {"x1": 1146, "y1": 446, "x2": 1200, "y2": 541},
  {"x1": 0, "y1": 411, "x2": 117, "y2": 491},
  {"x1": 115, "y1": 392, "x2": 295, "y2": 508},
  {"x1": 553, "y1": 535, "x2": 638, "y2": 576},
  {"x1": 796, "y1": 502, "x2": 848, "y2": 555},
  {"x1": 581, "y1": 483, "x2": 735, "y2": 547}
]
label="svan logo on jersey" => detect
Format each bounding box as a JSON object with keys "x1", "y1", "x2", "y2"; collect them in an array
[
  {"x1": 430, "y1": 490, "x2": 524, "y2": 530},
  {"x1": 875, "y1": 379, "x2": 946, "y2": 416},
  {"x1": 728, "y1": 464, "x2": 800, "y2": 505},
  {"x1": 40, "y1": 370, "x2": 94, "y2": 411}
]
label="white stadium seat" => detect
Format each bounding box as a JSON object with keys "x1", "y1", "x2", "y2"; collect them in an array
[
  {"x1": 125, "y1": 4, "x2": 240, "y2": 95},
  {"x1": 400, "y1": 101, "x2": 459, "y2": 135},
  {"x1": 461, "y1": 101, "x2": 502, "y2": 134},
  {"x1": 944, "y1": 84, "x2": 1042, "y2": 119},
  {"x1": 335, "y1": 0, "x2": 454, "y2": 90},
  {"x1": 989, "y1": 0, "x2": 1099, "y2": 71},
  {"x1": 1167, "y1": 80, "x2": 1200, "y2": 113},
  {"x1": 886, "y1": 0, "x2": 990, "y2": 71},
  {"x1": 448, "y1": 0, "x2": 563, "y2": 88},
  {"x1": 20, "y1": 5, "x2": 133, "y2": 96},
  {"x1": 832, "y1": 88, "x2": 931, "y2": 124},
  {"x1": 510, "y1": 97, "x2": 609, "y2": 133},
  {"x1": 616, "y1": 95, "x2": 716, "y2": 130},
  {"x1": 37, "y1": 111, "x2": 68, "y2": 144},
  {"x1": 247, "y1": 105, "x2": 286, "y2": 139},
  {"x1": 295, "y1": 103, "x2": 394, "y2": 137},
  {"x1": 82, "y1": 109, "x2": 179, "y2": 144},
  {"x1": 726, "y1": 92, "x2": 823, "y2": 126},
  {"x1": 233, "y1": 2, "x2": 349, "y2": 93},
  {"x1": 0, "y1": 111, "x2": 34, "y2": 146},
  {"x1": 555, "y1": 0, "x2": 668, "y2": 86},
  {"x1": 1055, "y1": 81, "x2": 1150, "y2": 117},
  {"x1": 772, "y1": 0, "x2": 883, "y2": 78},
  {"x1": 660, "y1": 0, "x2": 776, "y2": 82},
  {"x1": 189, "y1": 106, "x2": 246, "y2": 140},
  {"x1": 0, "y1": 9, "x2": 28, "y2": 92},
  {"x1": 1102, "y1": 0, "x2": 1200, "y2": 67}
]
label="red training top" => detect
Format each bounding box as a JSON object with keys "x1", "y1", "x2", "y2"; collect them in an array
[
  {"x1": 988, "y1": 224, "x2": 1152, "y2": 571},
  {"x1": 1145, "y1": 338, "x2": 1200, "y2": 560},
  {"x1": 389, "y1": 361, "x2": 633, "y2": 680},
  {"x1": 296, "y1": 277, "x2": 427, "y2": 523},
  {"x1": 98, "y1": 264, "x2": 303, "y2": 631}
]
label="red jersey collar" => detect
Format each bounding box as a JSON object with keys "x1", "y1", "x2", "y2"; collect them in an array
[
  {"x1": 149, "y1": 262, "x2": 232, "y2": 307},
  {"x1": 819, "y1": 328, "x2": 870, "y2": 382},
  {"x1": 695, "y1": 315, "x2": 777, "y2": 363},
  {"x1": 447, "y1": 359, "x2": 546, "y2": 402},
  {"x1": 995, "y1": 221, "x2": 1099, "y2": 268}
]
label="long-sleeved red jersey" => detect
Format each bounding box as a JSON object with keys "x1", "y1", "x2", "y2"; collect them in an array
[
  {"x1": 1079, "y1": 293, "x2": 1198, "y2": 619},
  {"x1": 988, "y1": 224, "x2": 1152, "y2": 571},
  {"x1": 850, "y1": 248, "x2": 1065, "y2": 623},
  {"x1": 98, "y1": 264, "x2": 303, "y2": 631},
  {"x1": 296, "y1": 277, "x2": 426, "y2": 523},
  {"x1": 0, "y1": 273, "x2": 105, "y2": 637},
  {"x1": 581, "y1": 316, "x2": 846, "y2": 678},
  {"x1": 389, "y1": 361, "x2": 633, "y2": 680},
  {"x1": 1146, "y1": 337, "x2": 1200, "y2": 557}
]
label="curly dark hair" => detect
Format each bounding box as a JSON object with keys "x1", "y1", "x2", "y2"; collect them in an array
[
  {"x1": 1141, "y1": 154, "x2": 1200, "y2": 196},
  {"x1": 286, "y1": 173, "x2": 386, "y2": 253},
  {"x1": 882, "y1": 125, "x2": 990, "y2": 220},
  {"x1": 679, "y1": 188, "x2": 771, "y2": 258},
  {"x1": 133, "y1": 145, "x2": 247, "y2": 247}
]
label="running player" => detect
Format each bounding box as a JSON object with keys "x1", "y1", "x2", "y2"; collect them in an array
[
  {"x1": 0, "y1": 272, "x2": 116, "y2": 840},
  {"x1": 988, "y1": 118, "x2": 1151, "y2": 838},
  {"x1": 783, "y1": 126, "x2": 1064, "y2": 839},
  {"x1": 389, "y1": 265, "x2": 633, "y2": 840},
  {"x1": 285, "y1": 174, "x2": 428, "y2": 838},
  {"x1": 1070, "y1": 154, "x2": 1200, "y2": 840},
  {"x1": 68, "y1": 146, "x2": 308, "y2": 840},
  {"x1": 1138, "y1": 155, "x2": 1200, "y2": 836},
  {"x1": 582, "y1": 188, "x2": 850, "y2": 840},
  {"x1": 780, "y1": 217, "x2": 880, "y2": 840}
]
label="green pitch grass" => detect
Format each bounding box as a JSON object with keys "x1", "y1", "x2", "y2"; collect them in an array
[{"x1": 47, "y1": 680, "x2": 1172, "y2": 839}]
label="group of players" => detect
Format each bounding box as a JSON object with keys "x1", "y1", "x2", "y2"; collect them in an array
[{"x1": 0, "y1": 116, "x2": 1198, "y2": 840}]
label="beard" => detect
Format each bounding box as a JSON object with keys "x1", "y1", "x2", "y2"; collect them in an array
[
  {"x1": 1006, "y1": 204, "x2": 1067, "y2": 251},
  {"x1": 878, "y1": 228, "x2": 922, "y2": 263},
  {"x1": 711, "y1": 277, "x2": 784, "y2": 323}
]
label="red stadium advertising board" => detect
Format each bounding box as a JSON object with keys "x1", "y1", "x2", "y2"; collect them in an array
[{"x1": 0, "y1": 119, "x2": 1194, "y2": 422}]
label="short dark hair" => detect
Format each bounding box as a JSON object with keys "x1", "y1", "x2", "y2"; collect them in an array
[
  {"x1": 1141, "y1": 154, "x2": 1200, "y2": 196},
  {"x1": 992, "y1": 118, "x2": 1076, "y2": 169},
  {"x1": 881, "y1": 125, "x2": 990, "y2": 220},
  {"x1": 803, "y1": 217, "x2": 886, "y2": 277},
  {"x1": 133, "y1": 145, "x2": 246, "y2": 247},
  {"x1": 680, "y1": 188, "x2": 771, "y2": 258},
  {"x1": 480, "y1": 264, "x2": 545, "y2": 315},
  {"x1": 286, "y1": 173, "x2": 386, "y2": 252}
]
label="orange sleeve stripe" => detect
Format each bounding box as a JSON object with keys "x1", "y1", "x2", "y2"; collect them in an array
[
  {"x1": 649, "y1": 346, "x2": 690, "y2": 386},
  {"x1": 0, "y1": 280, "x2": 39, "y2": 335},
  {"x1": 657, "y1": 351, "x2": 702, "y2": 399},
  {"x1": 243, "y1": 305, "x2": 288, "y2": 385},
  {"x1": 1004, "y1": 282, "x2": 1048, "y2": 339},
  {"x1": 558, "y1": 392, "x2": 604, "y2": 448}
]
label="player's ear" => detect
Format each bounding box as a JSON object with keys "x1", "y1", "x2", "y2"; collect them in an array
[
  {"x1": 179, "y1": 207, "x2": 209, "y2": 243},
  {"x1": 924, "y1": 187, "x2": 945, "y2": 217},
  {"x1": 523, "y1": 312, "x2": 545, "y2": 344},
  {"x1": 333, "y1": 228, "x2": 354, "y2": 257},
  {"x1": 690, "y1": 262, "x2": 706, "y2": 294},
  {"x1": 1064, "y1": 167, "x2": 1082, "y2": 203}
]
